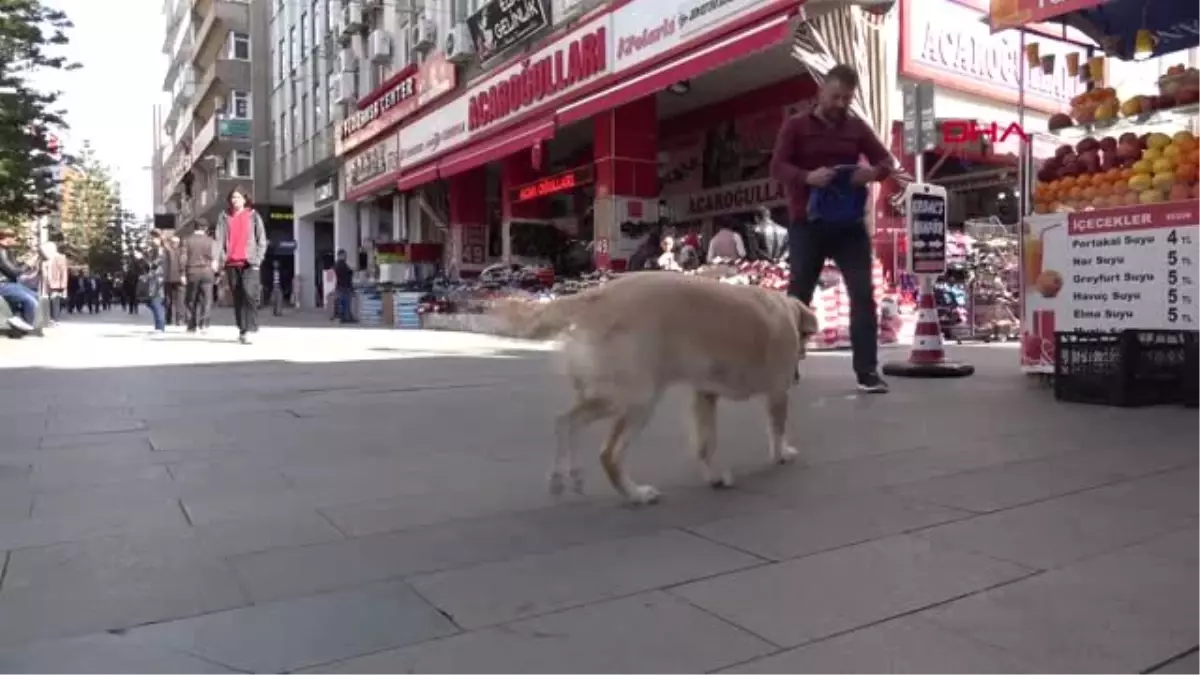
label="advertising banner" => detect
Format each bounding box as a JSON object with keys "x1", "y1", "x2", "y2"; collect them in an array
[{"x1": 1020, "y1": 202, "x2": 1200, "y2": 372}]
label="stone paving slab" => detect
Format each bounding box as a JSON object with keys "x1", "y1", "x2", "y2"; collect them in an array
[{"x1": 0, "y1": 317, "x2": 1194, "y2": 672}]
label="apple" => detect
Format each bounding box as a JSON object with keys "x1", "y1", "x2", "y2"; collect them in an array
[
  {"x1": 1079, "y1": 150, "x2": 1101, "y2": 173},
  {"x1": 1119, "y1": 132, "x2": 1140, "y2": 146},
  {"x1": 1099, "y1": 136, "x2": 1118, "y2": 153},
  {"x1": 1055, "y1": 144, "x2": 1075, "y2": 160},
  {"x1": 1076, "y1": 137, "x2": 1101, "y2": 154}
]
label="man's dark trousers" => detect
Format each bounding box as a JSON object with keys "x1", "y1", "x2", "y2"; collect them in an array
[
  {"x1": 185, "y1": 273, "x2": 214, "y2": 330},
  {"x1": 787, "y1": 218, "x2": 879, "y2": 376},
  {"x1": 165, "y1": 282, "x2": 185, "y2": 325}
]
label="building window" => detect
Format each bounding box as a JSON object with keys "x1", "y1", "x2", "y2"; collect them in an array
[
  {"x1": 230, "y1": 150, "x2": 252, "y2": 178},
  {"x1": 277, "y1": 38, "x2": 285, "y2": 81},
  {"x1": 229, "y1": 31, "x2": 250, "y2": 60},
  {"x1": 300, "y1": 94, "x2": 308, "y2": 141},
  {"x1": 227, "y1": 90, "x2": 250, "y2": 118},
  {"x1": 291, "y1": 104, "x2": 300, "y2": 148},
  {"x1": 288, "y1": 26, "x2": 296, "y2": 70},
  {"x1": 299, "y1": 13, "x2": 307, "y2": 55},
  {"x1": 311, "y1": 0, "x2": 319, "y2": 44},
  {"x1": 279, "y1": 111, "x2": 288, "y2": 152}
]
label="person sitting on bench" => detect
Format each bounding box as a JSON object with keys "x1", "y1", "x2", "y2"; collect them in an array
[{"x1": 0, "y1": 228, "x2": 40, "y2": 333}]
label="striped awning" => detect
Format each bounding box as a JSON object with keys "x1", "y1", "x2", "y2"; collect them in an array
[{"x1": 791, "y1": 1, "x2": 914, "y2": 186}]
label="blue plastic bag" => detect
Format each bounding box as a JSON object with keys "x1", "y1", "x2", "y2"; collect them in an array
[{"x1": 806, "y1": 165, "x2": 869, "y2": 224}]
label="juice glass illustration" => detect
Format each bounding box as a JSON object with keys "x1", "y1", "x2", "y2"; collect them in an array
[{"x1": 1024, "y1": 231, "x2": 1043, "y2": 287}]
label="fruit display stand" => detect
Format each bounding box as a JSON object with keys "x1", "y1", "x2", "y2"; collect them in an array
[
  {"x1": 986, "y1": 0, "x2": 1200, "y2": 383},
  {"x1": 1021, "y1": 101, "x2": 1199, "y2": 374}
]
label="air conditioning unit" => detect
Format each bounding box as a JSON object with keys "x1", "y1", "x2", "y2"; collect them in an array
[
  {"x1": 445, "y1": 22, "x2": 475, "y2": 63},
  {"x1": 342, "y1": 2, "x2": 363, "y2": 34},
  {"x1": 413, "y1": 18, "x2": 436, "y2": 52},
  {"x1": 339, "y1": 47, "x2": 358, "y2": 72},
  {"x1": 335, "y1": 71, "x2": 356, "y2": 105},
  {"x1": 369, "y1": 29, "x2": 391, "y2": 63}
]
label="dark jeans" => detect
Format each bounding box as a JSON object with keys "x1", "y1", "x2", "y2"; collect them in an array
[
  {"x1": 334, "y1": 288, "x2": 355, "y2": 322},
  {"x1": 185, "y1": 274, "x2": 214, "y2": 330},
  {"x1": 146, "y1": 297, "x2": 165, "y2": 331},
  {"x1": 48, "y1": 294, "x2": 63, "y2": 321},
  {"x1": 788, "y1": 219, "x2": 878, "y2": 376},
  {"x1": 0, "y1": 282, "x2": 38, "y2": 326},
  {"x1": 165, "y1": 282, "x2": 185, "y2": 325},
  {"x1": 226, "y1": 265, "x2": 260, "y2": 335}
]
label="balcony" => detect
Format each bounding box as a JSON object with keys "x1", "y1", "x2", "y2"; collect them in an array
[
  {"x1": 161, "y1": 33, "x2": 195, "y2": 92},
  {"x1": 192, "y1": 59, "x2": 251, "y2": 114},
  {"x1": 192, "y1": 0, "x2": 249, "y2": 68},
  {"x1": 193, "y1": 114, "x2": 252, "y2": 158}
]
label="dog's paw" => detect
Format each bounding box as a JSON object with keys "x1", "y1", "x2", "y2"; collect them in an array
[
  {"x1": 547, "y1": 471, "x2": 566, "y2": 496},
  {"x1": 775, "y1": 445, "x2": 799, "y2": 465},
  {"x1": 708, "y1": 471, "x2": 735, "y2": 489},
  {"x1": 568, "y1": 468, "x2": 585, "y2": 494},
  {"x1": 629, "y1": 484, "x2": 661, "y2": 505}
]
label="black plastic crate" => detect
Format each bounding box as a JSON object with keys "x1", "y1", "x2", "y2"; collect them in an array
[
  {"x1": 1185, "y1": 334, "x2": 1199, "y2": 409},
  {"x1": 1054, "y1": 330, "x2": 1197, "y2": 408}
]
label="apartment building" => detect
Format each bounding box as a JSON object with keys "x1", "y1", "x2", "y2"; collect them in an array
[
  {"x1": 156, "y1": 0, "x2": 287, "y2": 237},
  {"x1": 274, "y1": 0, "x2": 592, "y2": 306}
]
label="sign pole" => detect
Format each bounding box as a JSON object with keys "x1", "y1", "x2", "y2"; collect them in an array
[{"x1": 883, "y1": 116, "x2": 973, "y2": 379}]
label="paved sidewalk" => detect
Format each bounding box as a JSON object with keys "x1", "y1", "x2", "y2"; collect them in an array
[{"x1": 0, "y1": 314, "x2": 1195, "y2": 673}]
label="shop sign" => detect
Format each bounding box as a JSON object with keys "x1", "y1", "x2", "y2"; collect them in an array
[
  {"x1": 398, "y1": 96, "x2": 470, "y2": 168},
  {"x1": 942, "y1": 119, "x2": 1030, "y2": 145},
  {"x1": 899, "y1": 0, "x2": 1084, "y2": 112},
  {"x1": 345, "y1": 131, "x2": 401, "y2": 193},
  {"x1": 672, "y1": 179, "x2": 785, "y2": 218},
  {"x1": 905, "y1": 184, "x2": 948, "y2": 275},
  {"x1": 612, "y1": 0, "x2": 773, "y2": 70},
  {"x1": 467, "y1": 21, "x2": 608, "y2": 132},
  {"x1": 337, "y1": 54, "x2": 457, "y2": 157},
  {"x1": 509, "y1": 165, "x2": 594, "y2": 203},
  {"x1": 314, "y1": 175, "x2": 338, "y2": 207},
  {"x1": 467, "y1": 0, "x2": 550, "y2": 64}
]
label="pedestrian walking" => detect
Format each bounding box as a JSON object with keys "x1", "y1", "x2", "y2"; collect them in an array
[
  {"x1": 331, "y1": 249, "x2": 356, "y2": 323},
  {"x1": 770, "y1": 64, "x2": 897, "y2": 393},
  {"x1": 180, "y1": 220, "x2": 218, "y2": 333},
  {"x1": 40, "y1": 242, "x2": 67, "y2": 324},
  {"x1": 214, "y1": 186, "x2": 267, "y2": 344},
  {"x1": 142, "y1": 231, "x2": 167, "y2": 335},
  {"x1": 163, "y1": 233, "x2": 185, "y2": 327}
]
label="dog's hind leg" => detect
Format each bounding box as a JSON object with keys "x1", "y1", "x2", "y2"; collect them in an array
[
  {"x1": 551, "y1": 392, "x2": 610, "y2": 495},
  {"x1": 599, "y1": 403, "x2": 659, "y2": 505},
  {"x1": 765, "y1": 391, "x2": 799, "y2": 465},
  {"x1": 690, "y1": 391, "x2": 733, "y2": 488}
]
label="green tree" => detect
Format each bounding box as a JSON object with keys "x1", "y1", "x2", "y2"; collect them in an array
[
  {"x1": 60, "y1": 141, "x2": 122, "y2": 274},
  {"x1": 0, "y1": 0, "x2": 74, "y2": 224}
]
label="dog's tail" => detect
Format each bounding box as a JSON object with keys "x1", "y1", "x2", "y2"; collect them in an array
[{"x1": 491, "y1": 292, "x2": 597, "y2": 340}]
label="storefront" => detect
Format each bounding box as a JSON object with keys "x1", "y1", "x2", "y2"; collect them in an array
[
  {"x1": 387, "y1": 0, "x2": 803, "y2": 274},
  {"x1": 293, "y1": 53, "x2": 458, "y2": 305}
]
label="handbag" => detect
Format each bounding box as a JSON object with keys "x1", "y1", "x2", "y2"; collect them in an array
[{"x1": 806, "y1": 165, "x2": 869, "y2": 224}]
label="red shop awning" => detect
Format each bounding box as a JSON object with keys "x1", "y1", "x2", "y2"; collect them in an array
[
  {"x1": 436, "y1": 115, "x2": 558, "y2": 180},
  {"x1": 556, "y1": 13, "x2": 793, "y2": 128},
  {"x1": 396, "y1": 163, "x2": 440, "y2": 192}
]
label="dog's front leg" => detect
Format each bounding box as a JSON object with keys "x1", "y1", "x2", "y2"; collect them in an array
[
  {"x1": 552, "y1": 397, "x2": 610, "y2": 495},
  {"x1": 765, "y1": 391, "x2": 799, "y2": 465},
  {"x1": 599, "y1": 407, "x2": 659, "y2": 505},
  {"x1": 690, "y1": 391, "x2": 732, "y2": 488}
]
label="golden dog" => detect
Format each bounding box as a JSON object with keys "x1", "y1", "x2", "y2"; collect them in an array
[{"x1": 495, "y1": 272, "x2": 820, "y2": 505}]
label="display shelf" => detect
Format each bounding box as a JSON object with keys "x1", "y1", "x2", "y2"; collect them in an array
[{"x1": 1046, "y1": 103, "x2": 1200, "y2": 141}]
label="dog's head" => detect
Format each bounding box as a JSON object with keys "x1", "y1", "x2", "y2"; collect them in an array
[{"x1": 790, "y1": 298, "x2": 820, "y2": 359}]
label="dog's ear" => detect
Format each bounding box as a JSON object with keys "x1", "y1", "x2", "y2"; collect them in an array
[{"x1": 792, "y1": 298, "x2": 820, "y2": 338}]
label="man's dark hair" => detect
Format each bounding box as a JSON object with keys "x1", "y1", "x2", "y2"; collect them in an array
[{"x1": 826, "y1": 64, "x2": 860, "y2": 88}]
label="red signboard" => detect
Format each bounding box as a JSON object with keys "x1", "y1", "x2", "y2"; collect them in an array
[
  {"x1": 510, "y1": 166, "x2": 594, "y2": 203},
  {"x1": 988, "y1": 0, "x2": 1105, "y2": 31},
  {"x1": 337, "y1": 53, "x2": 457, "y2": 157}
]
